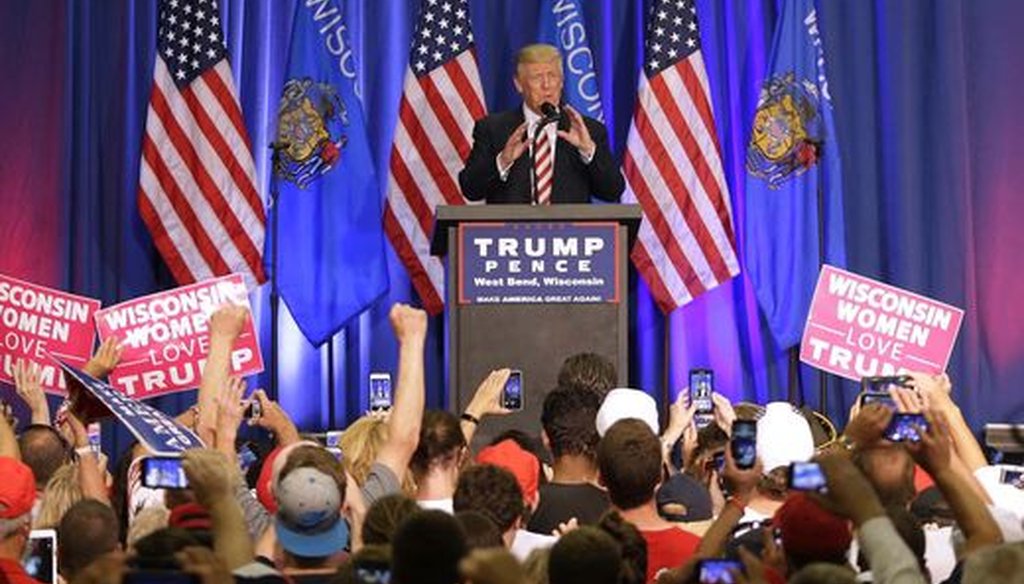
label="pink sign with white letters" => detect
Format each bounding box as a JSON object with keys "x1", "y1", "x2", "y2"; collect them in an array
[
  {"x1": 800, "y1": 265, "x2": 964, "y2": 381},
  {"x1": 0, "y1": 274, "x2": 101, "y2": 394},
  {"x1": 95, "y1": 274, "x2": 263, "y2": 399}
]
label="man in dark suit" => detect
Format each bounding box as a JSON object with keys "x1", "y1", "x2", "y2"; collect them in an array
[{"x1": 459, "y1": 44, "x2": 624, "y2": 205}]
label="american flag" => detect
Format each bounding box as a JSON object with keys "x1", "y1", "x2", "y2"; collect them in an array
[
  {"x1": 138, "y1": 0, "x2": 266, "y2": 289},
  {"x1": 384, "y1": 0, "x2": 487, "y2": 314},
  {"x1": 623, "y1": 0, "x2": 739, "y2": 312}
]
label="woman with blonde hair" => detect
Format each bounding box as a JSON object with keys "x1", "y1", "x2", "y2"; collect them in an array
[
  {"x1": 340, "y1": 414, "x2": 416, "y2": 495},
  {"x1": 33, "y1": 463, "x2": 83, "y2": 529}
]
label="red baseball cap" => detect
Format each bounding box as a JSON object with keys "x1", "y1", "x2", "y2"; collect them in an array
[
  {"x1": 476, "y1": 439, "x2": 540, "y2": 505},
  {"x1": 0, "y1": 457, "x2": 36, "y2": 519},
  {"x1": 774, "y1": 492, "x2": 852, "y2": 560}
]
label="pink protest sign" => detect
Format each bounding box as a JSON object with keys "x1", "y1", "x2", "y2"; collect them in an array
[
  {"x1": 800, "y1": 265, "x2": 964, "y2": 381},
  {"x1": 94, "y1": 274, "x2": 263, "y2": 399},
  {"x1": 0, "y1": 274, "x2": 101, "y2": 394}
]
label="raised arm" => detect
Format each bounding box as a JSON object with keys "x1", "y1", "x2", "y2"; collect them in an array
[
  {"x1": 82, "y1": 337, "x2": 123, "y2": 379},
  {"x1": 183, "y1": 448, "x2": 254, "y2": 570},
  {"x1": 13, "y1": 359, "x2": 50, "y2": 426},
  {"x1": 906, "y1": 409, "x2": 1002, "y2": 555},
  {"x1": 197, "y1": 306, "x2": 248, "y2": 443},
  {"x1": 460, "y1": 368, "x2": 513, "y2": 446},
  {"x1": 375, "y1": 304, "x2": 427, "y2": 482}
]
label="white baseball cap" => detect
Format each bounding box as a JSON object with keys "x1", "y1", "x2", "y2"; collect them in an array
[{"x1": 596, "y1": 388, "x2": 660, "y2": 437}]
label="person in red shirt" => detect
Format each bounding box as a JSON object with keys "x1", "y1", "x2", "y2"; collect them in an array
[
  {"x1": 597, "y1": 419, "x2": 701, "y2": 583},
  {"x1": 0, "y1": 456, "x2": 43, "y2": 584}
]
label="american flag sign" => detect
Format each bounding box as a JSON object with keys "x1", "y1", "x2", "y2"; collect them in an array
[
  {"x1": 384, "y1": 0, "x2": 487, "y2": 314},
  {"x1": 622, "y1": 0, "x2": 739, "y2": 312},
  {"x1": 138, "y1": 0, "x2": 267, "y2": 289}
]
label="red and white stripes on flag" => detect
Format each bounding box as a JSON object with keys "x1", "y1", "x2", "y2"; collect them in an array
[
  {"x1": 138, "y1": 0, "x2": 266, "y2": 289},
  {"x1": 623, "y1": 0, "x2": 739, "y2": 312},
  {"x1": 384, "y1": 0, "x2": 487, "y2": 315}
]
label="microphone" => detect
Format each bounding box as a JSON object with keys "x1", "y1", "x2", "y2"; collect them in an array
[{"x1": 540, "y1": 102, "x2": 561, "y2": 122}]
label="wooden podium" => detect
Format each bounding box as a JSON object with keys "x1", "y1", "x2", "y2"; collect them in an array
[{"x1": 432, "y1": 204, "x2": 641, "y2": 446}]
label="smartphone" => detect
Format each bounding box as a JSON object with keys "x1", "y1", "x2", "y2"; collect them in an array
[
  {"x1": 862, "y1": 375, "x2": 912, "y2": 393},
  {"x1": 369, "y1": 373, "x2": 393, "y2": 412},
  {"x1": 999, "y1": 468, "x2": 1024, "y2": 489},
  {"x1": 244, "y1": 399, "x2": 262, "y2": 421},
  {"x1": 22, "y1": 529, "x2": 57, "y2": 584},
  {"x1": 788, "y1": 461, "x2": 827, "y2": 492},
  {"x1": 730, "y1": 420, "x2": 757, "y2": 470},
  {"x1": 140, "y1": 455, "x2": 189, "y2": 489},
  {"x1": 710, "y1": 450, "x2": 726, "y2": 474},
  {"x1": 690, "y1": 368, "x2": 714, "y2": 428},
  {"x1": 354, "y1": 560, "x2": 392, "y2": 584},
  {"x1": 502, "y1": 370, "x2": 523, "y2": 410},
  {"x1": 859, "y1": 391, "x2": 897, "y2": 410},
  {"x1": 87, "y1": 422, "x2": 102, "y2": 455},
  {"x1": 697, "y1": 558, "x2": 743, "y2": 584},
  {"x1": 885, "y1": 413, "x2": 928, "y2": 443}
]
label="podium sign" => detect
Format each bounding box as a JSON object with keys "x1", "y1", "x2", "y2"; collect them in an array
[
  {"x1": 434, "y1": 205, "x2": 640, "y2": 447},
  {"x1": 458, "y1": 222, "x2": 620, "y2": 305}
]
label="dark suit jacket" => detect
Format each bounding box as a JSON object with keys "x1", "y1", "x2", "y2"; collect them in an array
[{"x1": 458, "y1": 108, "x2": 625, "y2": 204}]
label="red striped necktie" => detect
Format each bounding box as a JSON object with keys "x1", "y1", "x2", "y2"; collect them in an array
[{"x1": 534, "y1": 128, "x2": 553, "y2": 205}]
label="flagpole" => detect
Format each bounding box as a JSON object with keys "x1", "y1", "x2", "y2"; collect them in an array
[
  {"x1": 816, "y1": 145, "x2": 827, "y2": 415},
  {"x1": 663, "y1": 313, "x2": 671, "y2": 425},
  {"x1": 268, "y1": 144, "x2": 284, "y2": 402}
]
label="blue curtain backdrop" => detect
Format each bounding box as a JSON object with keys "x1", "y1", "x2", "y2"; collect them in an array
[{"x1": 2, "y1": 0, "x2": 1023, "y2": 456}]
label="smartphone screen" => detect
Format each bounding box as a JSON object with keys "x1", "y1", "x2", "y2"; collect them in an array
[
  {"x1": 690, "y1": 369, "x2": 714, "y2": 428},
  {"x1": 862, "y1": 375, "x2": 911, "y2": 393},
  {"x1": 502, "y1": 370, "x2": 523, "y2": 410},
  {"x1": 697, "y1": 559, "x2": 742, "y2": 584},
  {"x1": 999, "y1": 468, "x2": 1024, "y2": 489},
  {"x1": 22, "y1": 530, "x2": 57, "y2": 584},
  {"x1": 730, "y1": 420, "x2": 757, "y2": 470},
  {"x1": 237, "y1": 443, "x2": 258, "y2": 472},
  {"x1": 325, "y1": 430, "x2": 343, "y2": 449},
  {"x1": 87, "y1": 422, "x2": 102, "y2": 455},
  {"x1": 244, "y1": 399, "x2": 262, "y2": 421},
  {"x1": 369, "y1": 373, "x2": 393, "y2": 412},
  {"x1": 788, "y1": 461, "x2": 827, "y2": 492},
  {"x1": 354, "y1": 560, "x2": 392, "y2": 584},
  {"x1": 859, "y1": 391, "x2": 897, "y2": 409},
  {"x1": 884, "y1": 413, "x2": 928, "y2": 442},
  {"x1": 141, "y1": 456, "x2": 188, "y2": 489}
]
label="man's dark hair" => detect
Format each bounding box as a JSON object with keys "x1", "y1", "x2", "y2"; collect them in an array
[
  {"x1": 557, "y1": 353, "x2": 617, "y2": 399},
  {"x1": 410, "y1": 410, "x2": 466, "y2": 476},
  {"x1": 130, "y1": 527, "x2": 204, "y2": 570},
  {"x1": 549, "y1": 526, "x2": 621, "y2": 584},
  {"x1": 854, "y1": 445, "x2": 916, "y2": 507},
  {"x1": 57, "y1": 499, "x2": 119, "y2": 579},
  {"x1": 455, "y1": 510, "x2": 504, "y2": 550},
  {"x1": 597, "y1": 511, "x2": 647, "y2": 584},
  {"x1": 597, "y1": 419, "x2": 661, "y2": 510},
  {"x1": 392, "y1": 510, "x2": 467, "y2": 584},
  {"x1": 541, "y1": 387, "x2": 601, "y2": 459},
  {"x1": 17, "y1": 425, "x2": 71, "y2": 489},
  {"x1": 453, "y1": 464, "x2": 524, "y2": 533},
  {"x1": 363, "y1": 494, "x2": 421, "y2": 546}
]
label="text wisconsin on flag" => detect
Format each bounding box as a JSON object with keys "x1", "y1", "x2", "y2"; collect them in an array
[
  {"x1": 138, "y1": 0, "x2": 266, "y2": 289},
  {"x1": 384, "y1": 0, "x2": 487, "y2": 315},
  {"x1": 622, "y1": 0, "x2": 739, "y2": 312}
]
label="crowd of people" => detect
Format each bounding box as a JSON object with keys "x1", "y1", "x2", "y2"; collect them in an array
[{"x1": 1, "y1": 303, "x2": 1022, "y2": 584}]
